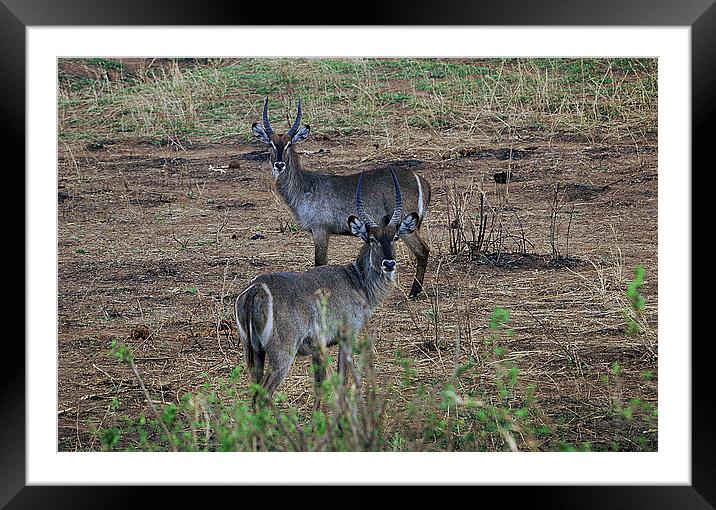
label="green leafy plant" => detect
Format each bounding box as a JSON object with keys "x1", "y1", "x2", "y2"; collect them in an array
[
  {"x1": 625, "y1": 265, "x2": 646, "y2": 335},
  {"x1": 602, "y1": 358, "x2": 657, "y2": 451},
  {"x1": 98, "y1": 302, "x2": 654, "y2": 452}
]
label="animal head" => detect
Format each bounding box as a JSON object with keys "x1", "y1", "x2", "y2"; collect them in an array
[
  {"x1": 251, "y1": 97, "x2": 310, "y2": 179},
  {"x1": 348, "y1": 169, "x2": 419, "y2": 279}
]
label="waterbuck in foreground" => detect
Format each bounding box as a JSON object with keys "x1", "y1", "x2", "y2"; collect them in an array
[
  {"x1": 235, "y1": 169, "x2": 419, "y2": 407},
  {"x1": 251, "y1": 97, "x2": 431, "y2": 298}
]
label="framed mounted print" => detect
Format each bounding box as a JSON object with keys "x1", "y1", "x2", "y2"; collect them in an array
[{"x1": 8, "y1": 0, "x2": 709, "y2": 507}]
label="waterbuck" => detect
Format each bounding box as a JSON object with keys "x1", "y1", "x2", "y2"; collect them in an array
[
  {"x1": 251, "y1": 97, "x2": 431, "y2": 298},
  {"x1": 235, "y1": 169, "x2": 419, "y2": 407}
]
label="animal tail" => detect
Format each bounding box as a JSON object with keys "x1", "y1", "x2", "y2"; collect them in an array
[
  {"x1": 235, "y1": 282, "x2": 274, "y2": 382},
  {"x1": 415, "y1": 173, "x2": 432, "y2": 228}
]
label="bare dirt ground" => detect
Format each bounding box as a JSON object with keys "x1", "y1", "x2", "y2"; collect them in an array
[{"x1": 57, "y1": 129, "x2": 658, "y2": 451}]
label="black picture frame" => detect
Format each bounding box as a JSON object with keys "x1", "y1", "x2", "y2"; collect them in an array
[{"x1": 7, "y1": 0, "x2": 707, "y2": 507}]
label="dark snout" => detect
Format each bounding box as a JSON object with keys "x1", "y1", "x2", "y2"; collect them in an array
[
  {"x1": 273, "y1": 161, "x2": 286, "y2": 172},
  {"x1": 381, "y1": 259, "x2": 396, "y2": 272}
]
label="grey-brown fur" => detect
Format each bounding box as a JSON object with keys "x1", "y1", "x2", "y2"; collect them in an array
[
  {"x1": 235, "y1": 169, "x2": 419, "y2": 407},
  {"x1": 252, "y1": 97, "x2": 432, "y2": 297}
]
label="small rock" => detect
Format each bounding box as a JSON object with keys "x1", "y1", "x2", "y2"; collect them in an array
[
  {"x1": 58, "y1": 190, "x2": 74, "y2": 203},
  {"x1": 132, "y1": 324, "x2": 151, "y2": 340},
  {"x1": 494, "y1": 170, "x2": 514, "y2": 184}
]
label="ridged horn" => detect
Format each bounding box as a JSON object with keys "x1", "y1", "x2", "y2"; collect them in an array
[
  {"x1": 388, "y1": 168, "x2": 403, "y2": 226},
  {"x1": 356, "y1": 171, "x2": 378, "y2": 228},
  {"x1": 287, "y1": 98, "x2": 302, "y2": 138},
  {"x1": 262, "y1": 96, "x2": 274, "y2": 136}
]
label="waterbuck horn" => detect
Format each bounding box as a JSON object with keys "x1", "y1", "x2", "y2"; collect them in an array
[
  {"x1": 388, "y1": 168, "x2": 403, "y2": 226},
  {"x1": 262, "y1": 96, "x2": 274, "y2": 136},
  {"x1": 287, "y1": 98, "x2": 302, "y2": 138},
  {"x1": 356, "y1": 171, "x2": 378, "y2": 228}
]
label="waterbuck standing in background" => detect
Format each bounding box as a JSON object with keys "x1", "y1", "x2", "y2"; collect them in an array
[
  {"x1": 251, "y1": 97, "x2": 431, "y2": 298},
  {"x1": 235, "y1": 169, "x2": 419, "y2": 407}
]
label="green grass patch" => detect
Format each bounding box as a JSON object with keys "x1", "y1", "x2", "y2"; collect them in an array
[{"x1": 58, "y1": 57, "x2": 657, "y2": 145}]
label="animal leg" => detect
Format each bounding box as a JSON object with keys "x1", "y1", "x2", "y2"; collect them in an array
[
  {"x1": 402, "y1": 231, "x2": 430, "y2": 298},
  {"x1": 249, "y1": 348, "x2": 267, "y2": 409},
  {"x1": 338, "y1": 342, "x2": 351, "y2": 386},
  {"x1": 312, "y1": 342, "x2": 328, "y2": 410},
  {"x1": 260, "y1": 343, "x2": 298, "y2": 403},
  {"x1": 252, "y1": 349, "x2": 265, "y2": 386},
  {"x1": 313, "y1": 230, "x2": 330, "y2": 266}
]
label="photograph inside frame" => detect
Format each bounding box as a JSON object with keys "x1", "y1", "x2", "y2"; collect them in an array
[{"x1": 56, "y1": 57, "x2": 658, "y2": 453}]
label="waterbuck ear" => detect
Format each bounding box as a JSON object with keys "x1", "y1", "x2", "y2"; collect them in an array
[
  {"x1": 348, "y1": 215, "x2": 368, "y2": 241},
  {"x1": 291, "y1": 124, "x2": 310, "y2": 144},
  {"x1": 398, "y1": 212, "x2": 419, "y2": 237},
  {"x1": 252, "y1": 122, "x2": 271, "y2": 144}
]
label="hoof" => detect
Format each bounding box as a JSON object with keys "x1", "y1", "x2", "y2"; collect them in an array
[{"x1": 408, "y1": 289, "x2": 424, "y2": 299}]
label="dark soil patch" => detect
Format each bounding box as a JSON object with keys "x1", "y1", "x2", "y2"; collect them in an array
[
  {"x1": 457, "y1": 147, "x2": 533, "y2": 160},
  {"x1": 212, "y1": 199, "x2": 255, "y2": 211},
  {"x1": 145, "y1": 264, "x2": 181, "y2": 278},
  {"x1": 584, "y1": 145, "x2": 657, "y2": 160},
  {"x1": 563, "y1": 183, "x2": 608, "y2": 201},
  {"x1": 86, "y1": 140, "x2": 118, "y2": 151},
  {"x1": 58, "y1": 190, "x2": 78, "y2": 203},
  {"x1": 240, "y1": 150, "x2": 269, "y2": 161},
  {"x1": 494, "y1": 170, "x2": 516, "y2": 184},
  {"x1": 472, "y1": 252, "x2": 584, "y2": 271},
  {"x1": 576, "y1": 343, "x2": 656, "y2": 364},
  {"x1": 373, "y1": 159, "x2": 425, "y2": 170},
  {"x1": 127, "y1": 192, "x2": 172, "y2": 207}
]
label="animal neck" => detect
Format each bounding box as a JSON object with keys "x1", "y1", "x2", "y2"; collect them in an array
[
  {"x1": 352, "y1": 245, "x2": 395, "y2": 308},
  {"x1": 275, "y1": 153, "x2": 308, "y2": 210}
]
